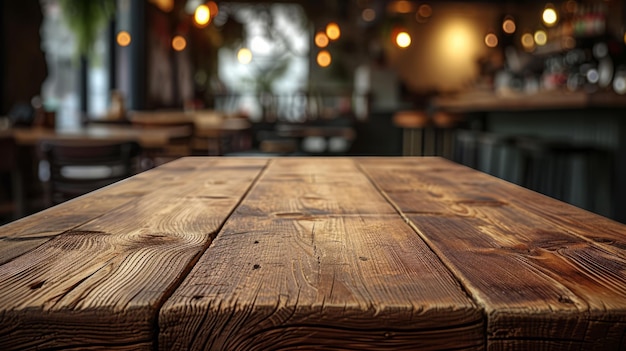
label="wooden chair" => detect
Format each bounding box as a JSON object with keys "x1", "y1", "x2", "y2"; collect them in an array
[{"x1": 39, "y1": 140, "x2": 141, "y2": 205}]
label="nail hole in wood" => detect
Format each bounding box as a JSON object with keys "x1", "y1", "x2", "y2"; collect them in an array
[{"x1": 30, "y1": 281, "x2": 45, "y2": 290}]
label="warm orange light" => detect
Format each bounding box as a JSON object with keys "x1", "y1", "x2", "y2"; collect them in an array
[
  {"x1": 623, "y1": 32, "x2": 626, "y2": 45},
  {"x1": 194, "y1": 5, "x2": 211, "y2": 28},
  {"x1": 502, "y1": 18, "x2": 516, "y2": 34},
  {"x1": 395, "y1": 31, "x2": 412, "y2": 48},
  {"x1": 565, "y1": 0, "x2": 577, "y2": 13},
  {"x1": 542, "y1": 6, "x2": 558, "y2": 26},
  {"x1": 314, "y1": 32, "x2": 329, "y2": 48},
  {"x1": 362, "y1": 8, "x2": 376, "y2": 22},
  {"x1": 116, "y1": 31, "x2": 131, "y2": 47},
  {"x1": 149, "y1": 0, "x2": 173, "y2": 12},
  {"x1": 562, "y1": 36, "x2": 576, "y2": 49},
  {"x1": 389, "y1": 0, "x2": 413, "y2": 14},
  {"x1": 534, "y1": 30, "x2": 548, "y2": 46},
  {"x1": 207, "y1": 1, "x2": 218, "y2": 17},
  {"x1": 172, "y1": 35, "x2": 187, "y2": 51},
  {"x1": 326, "y1": 22, "x2": 341, "y2": 41},
  {"x1": 317, "y1": 50, "x2": 331, "y2": 67},
  {"x1": 237, "y1": 48, "x2": 252, "y2": 64},
  {"x1": 484, "y1": 33, "x2": 498, "y2": 48},
  {"x1": 418, "y1": 4, "x2": 432, "y2": 18},
  {"x1": 521, "y1": 33, "x2": 535, "y2": 50},
  {"x1": 416, "y1": 4, "x2": 432, "y2": 23}
]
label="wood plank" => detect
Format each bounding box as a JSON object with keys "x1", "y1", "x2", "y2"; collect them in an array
[
  {"x1": 0, "y1": 157, "x2": 267, "y2": 350},
  {"x1": 159, "y1": 158, "x2": 483, "y2": 350},
  {"x1": 0, "y1": 157, "x2": 244, "y2": 263},
  {"x1": 359, "y1": 157, "x2": 626, "y2": 349},
  {"x1": 237, "y1": 157, "x2": 398, "y2": 216}
]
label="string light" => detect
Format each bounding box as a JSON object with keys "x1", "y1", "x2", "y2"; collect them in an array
[
  {"x1": 116, "y1": 31, "x2": 131, "y2": 47},
  {"x1": 315, "y1": 32, "x2": 329, "y2": 48},
  {"x1": 172, "y1": 36, "x2": 187, "y2": 51},
  {"x1": 502, "y1": 18, "x2": 516, "y2": 34},
  {"x1": 237, "y1": 48, "x2": 252, "y2": 64},
  {"x1": 317, "y1": 50, "x2": 332, "y2": 67},
  {"x1": 194, "y1": 4, "x2": 211, "y2": 28},
  {"x1": 395, "y1": 31, "x2": 412, "y2": 48},
  {"x1": 534, "y1": 30, "x2": 548, "y2": 46},
  {"x1": 484, "y1": 33, "x2": 498, "y2": 48},
  {"x1": 542, "y1": 5, "x2": 558, "y2": 26},
  {"x1": 326, "y1": 23, "x2": 341, "y2": 41}
]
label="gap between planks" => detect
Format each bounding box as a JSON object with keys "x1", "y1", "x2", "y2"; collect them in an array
[
  {"x1": 151, "y1": 158, "x2": 272, "y2": 351},
  {"x1": 353, "y1": 159, "x2": 488, "y2": 323}
]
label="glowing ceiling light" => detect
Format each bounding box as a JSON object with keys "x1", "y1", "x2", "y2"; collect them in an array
[
  {"x1": 172, "y1": 35, "x2": 187, "y2": 51},
  {"x1": 237, "y1": 48, "x2": 252, "y2": 64},
  {"x1": 317, "y1": 50, "x2": 331, "y2": 67},
  {"x1": 521, "y1": 33, "x2": 534, "y2": 50},
  {"x1": 502, "y1": 18, "x2": 516, "y2": 34},
  {"x1": 315, "y1": 32, "x2": 329, "y2": 48},
  {"x1": 484, "y1": 33, "x2": 498, "y2": 48},
  {"x1": 194, "y1": 5, "x2": 211, "y2": 28},
  {"x1": 362, "y1": 8, "x2": 376, "y2": 22},
  {"x1": 326, "y1": 22, "x2": 341, "y2": 41},
  {"x1": 207, "y1": 1, "x2": 218, "y2": 17},
  {"x1": 542, "y1": 6, "x2": 558, "y2": 26},
  {"x1": 395, "y1": 31, "x2": 412, "y2": 48},
  {"x1": 534, "y1": 30, "x2": 548, "y2": 46},
  {"x1": 116, "y1": 31, "x2": 131, "y2": 47}
]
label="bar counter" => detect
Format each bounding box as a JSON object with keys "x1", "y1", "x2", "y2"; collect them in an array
[{"x1": 1, "y1": 157, "x2": 625, "y2": 350}]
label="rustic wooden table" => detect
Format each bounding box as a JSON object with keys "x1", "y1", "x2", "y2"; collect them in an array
[{"x1": 1, "y1": 157, "x2": 625, "y2": 350}]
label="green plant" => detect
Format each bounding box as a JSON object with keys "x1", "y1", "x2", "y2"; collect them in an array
[{"x1": 59, "y1": 0, "x2": 115, "y2": 57}]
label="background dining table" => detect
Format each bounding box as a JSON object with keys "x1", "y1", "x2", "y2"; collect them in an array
[{"x1": 0, "y1": 157, "x2": 625, "y2": 350}]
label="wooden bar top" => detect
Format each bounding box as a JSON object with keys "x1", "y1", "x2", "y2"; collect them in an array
[{"x1": 1, "y1": 157, "x2": 625, "y2": 350}]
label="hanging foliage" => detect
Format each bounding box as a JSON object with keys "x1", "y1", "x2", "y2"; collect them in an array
[{"x1": 59, "y1": 0, "x2": 116, "y2": 57}]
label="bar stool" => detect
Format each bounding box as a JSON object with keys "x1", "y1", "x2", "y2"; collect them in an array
[
  {"x1": 432, "y1": 111, "x2": 465, "y2": 160},
  {"x1": 392, "y1": 110, "x2": 430, "y2": 156},
  {"x1": 515, "y1": 137, "x2": 613, "y2": 216}
]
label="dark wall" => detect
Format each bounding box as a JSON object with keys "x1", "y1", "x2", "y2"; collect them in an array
[{"x1": 1, "y1": 0, "x2": 47, "y2": 115}]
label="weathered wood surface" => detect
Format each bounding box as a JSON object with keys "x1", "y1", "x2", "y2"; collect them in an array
[
  {"x1": 0, "y1": 157, "x2": 267, "y2": 350},
  {"x1": 2, "y1": 156, "x2": 626, "y2": 350},
  {"x1": 358, "y1": 157, "x2": 626, "y2": 350},
  {"x1": 159, "y1": 158, "x2": 483, "y2": 350}
]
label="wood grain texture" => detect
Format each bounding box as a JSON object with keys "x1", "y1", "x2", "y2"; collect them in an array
[
  {"x1": 0, "y1": 157, "x2": 267, "y2": 350},
  {"x1": 159, "y1": 158, "x2": 483, "y2": 350},
  {"x1": 358, "y1": 157, "x2": 626, "y2": 350}
]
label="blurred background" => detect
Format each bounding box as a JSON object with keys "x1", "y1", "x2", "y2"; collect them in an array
[{"x1": 1, "y1": 0, "x2": 626, "y2": 224}]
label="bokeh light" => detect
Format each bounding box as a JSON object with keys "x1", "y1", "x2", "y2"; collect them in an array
[
  {"x1": 534, "y1": 30, "x2": 548, "y2": 46},
  {"x1": 317, "y1": 50, "x2": 332, "y2": 67},
  {"x1": 326, "y1": 22, "x2": 341, "y2": 41},
  {"x1": 521, "y1": 33, "x2": 535, "y2": 50},
  {"x1": 237, "y1": 48, "x2": 252, "y2": 64},
  {"x1": 542, "y1": 6, "x2": 558, "y2": 26},
  {"x1": 502, "y1": 18, "x2": 516, "y2": 34},
  {"x1": 194, "y1": 5, "x2": 211, "y2": 28},
  {"x1": 484, "y1": 33, "x2": 498, "y2": 48},
  {"x1": 564, "y1": 0, "x2": 577, "y2": 14},
  {"x1": 418, "y1": 4, "x2": 432, "y2": 18},
  {"x1": 116, "y1": 31, "x2": 131, "y2": 47},
  {"x1": 314, "y1": 32, "x2": 329, "y2": 48},
  {"x1": 395, "y1": 31, "x2": 412, "y2": 48},
  {"x1": 362, "y1": 8, "x2": 376, "y2": 22},
  {"x1": 172, "y1": 35, "x2": 186, "y2": 51},
  {"x1": 207, "y1": 1, "x2": 218, "y2": 18},
  {"x1": 416, "y1": 4, "x2": 432, "y2": 23},
  {"x1": 390, "y1": 0, "x2": 413, "y2": 14}
]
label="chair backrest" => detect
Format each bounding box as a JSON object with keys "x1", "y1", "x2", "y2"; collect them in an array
[{"x1": 39, "y1": 140, "x2": 141, "y2": 204}]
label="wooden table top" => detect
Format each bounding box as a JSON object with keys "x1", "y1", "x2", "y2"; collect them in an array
[{"x1": 1, "y1": 157, "x2": 625, "y2": 350}]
